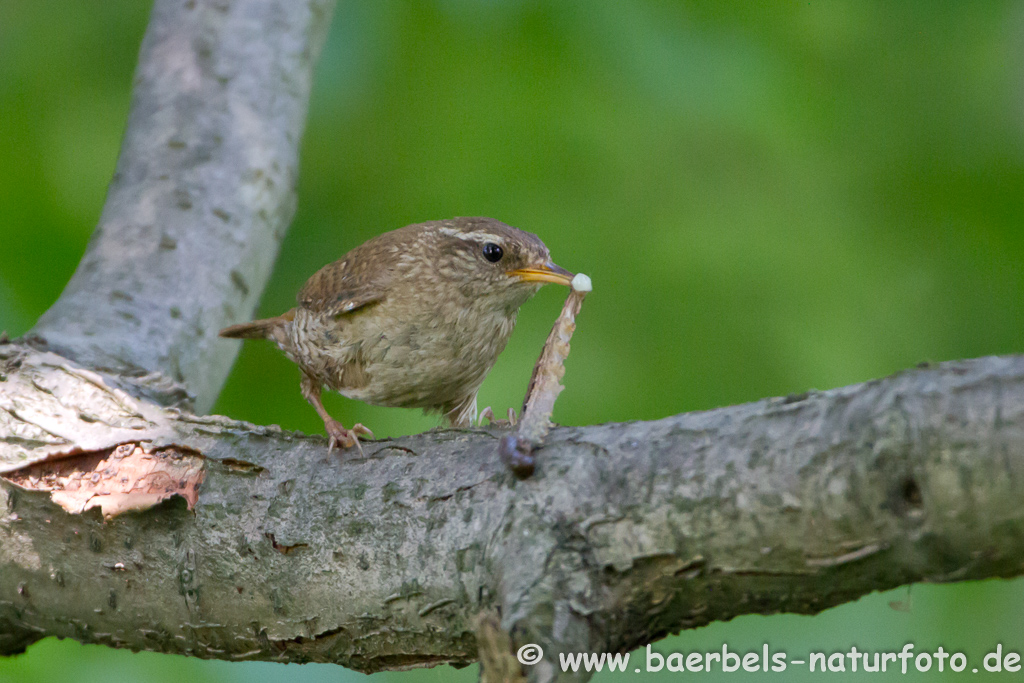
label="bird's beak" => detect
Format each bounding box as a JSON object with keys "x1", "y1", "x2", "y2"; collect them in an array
[{"x1": 507, "y1": 261, "x2": 574, "y2": 286}]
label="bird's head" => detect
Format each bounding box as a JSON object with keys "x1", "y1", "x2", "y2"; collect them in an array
[{"x1": 422, "y1": 217, "x2": 573, "y2": 311}]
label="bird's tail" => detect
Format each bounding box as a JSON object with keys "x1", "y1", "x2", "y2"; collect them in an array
[{"x1": 218, "y1": 310, "x2": 295, "y2": 340}]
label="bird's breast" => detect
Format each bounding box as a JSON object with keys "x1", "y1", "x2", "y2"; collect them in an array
[{"x1": 285, "y1": 299, "x2": 518, "y2": 409}]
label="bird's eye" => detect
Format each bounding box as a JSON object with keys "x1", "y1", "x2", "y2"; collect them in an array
[{"x1": 482, "y1": 242, "x2": 503, "y2": 263}]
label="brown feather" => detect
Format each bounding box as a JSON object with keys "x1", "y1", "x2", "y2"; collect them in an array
[
  {"x1": 218, "y1": 310, "x2": 295, "y2": 340},
  {"x1": 298, "y1": 240, "x2": 394, "y2": 316}
]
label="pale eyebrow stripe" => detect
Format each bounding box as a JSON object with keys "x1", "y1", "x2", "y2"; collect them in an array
[{"x1": 436, "y1": 227, "x2": 503, "y2": 243}]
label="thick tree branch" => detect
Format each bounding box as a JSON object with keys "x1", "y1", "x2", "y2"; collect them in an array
[
  {"x1": 30, "y1": 0, "x2": 335, "y2": 413},
  {"x1": 2, "y1": 344, "x2": 1024, "y2": 681}
]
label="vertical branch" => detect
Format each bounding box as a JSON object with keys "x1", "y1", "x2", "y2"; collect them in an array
[{"x1": 30, "y1": 0, "x2": 336, "y2": 412}]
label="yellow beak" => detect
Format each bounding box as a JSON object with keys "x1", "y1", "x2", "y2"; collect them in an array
[{"x1": 507, "y1": 261, "x2": 574, "y2": 286}]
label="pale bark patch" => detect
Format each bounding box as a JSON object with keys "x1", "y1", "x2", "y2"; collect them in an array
[{"x1": 2, "y1": 443, "x2": 204, "y2": 519}]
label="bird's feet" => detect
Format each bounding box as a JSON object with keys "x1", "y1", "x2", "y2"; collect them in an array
[
  {"x1": 324, "y1": 418, "x2": 373, "y2": 455},
  {"x1": 479, "y1": 406, "x2": 518, "y2": 427}
]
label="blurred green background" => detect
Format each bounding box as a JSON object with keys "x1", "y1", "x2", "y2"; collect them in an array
[{"x1": 2, "y1": 1, "x2": 1024, "y2": 681}]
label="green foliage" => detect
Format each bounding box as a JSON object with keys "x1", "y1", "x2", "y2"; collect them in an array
[{"x1": 2, "y1": 1, "x2": 1023, "y2": 681}]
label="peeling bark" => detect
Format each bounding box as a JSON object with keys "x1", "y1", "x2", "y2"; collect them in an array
[{"x1": 6, "y1": 443, "x2": 204, "y2": 520}]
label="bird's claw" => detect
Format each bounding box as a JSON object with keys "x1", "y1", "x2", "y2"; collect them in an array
[
  {"x1": 479, "y1": 406, "x2": 518, "y2": 427},
  {"x1": 325, "y1": 419, "x2": 371, "y2": 456}
]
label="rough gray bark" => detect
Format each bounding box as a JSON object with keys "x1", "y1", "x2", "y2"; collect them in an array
[
  {"x1": 4, "y1": 1, "x2": 1024, "y2": 683},
  {"x1": 30, "y1": 0, "x2": 334, "y2": 414},
  {"x1": 3, "y1": 343, "x2": 1024, "y2": 682}
]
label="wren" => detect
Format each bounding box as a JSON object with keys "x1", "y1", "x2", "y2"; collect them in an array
[{"x1": 219, "y1": 217, "x2": 574, "y2": 451}]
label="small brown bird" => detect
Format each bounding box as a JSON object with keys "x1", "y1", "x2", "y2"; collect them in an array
[{"x1": 219, "y1": 217, "x2": 574, "y2": 450}]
